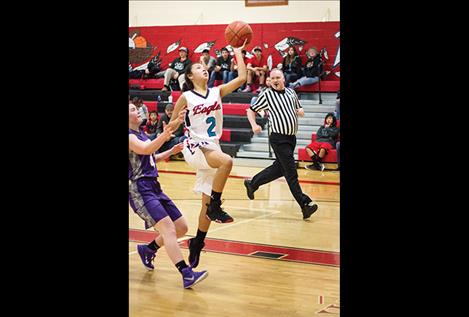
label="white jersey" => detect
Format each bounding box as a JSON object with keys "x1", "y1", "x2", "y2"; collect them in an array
[{"x1": 183, "y1": 87, "x2": 223, "y2": 143}]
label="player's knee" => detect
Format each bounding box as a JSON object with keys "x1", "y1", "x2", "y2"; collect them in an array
[
  {"x1": 223, "y1": 156, "x2": 233, "y2": 169},
  {"x1": 159, "y1": 221, "x2": 177, "y2": 237},
  {"x1": 176, "y1": 222, "x2": 188, "y2": 237}
]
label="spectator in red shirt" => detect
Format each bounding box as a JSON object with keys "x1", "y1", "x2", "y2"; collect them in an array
[{"x1": 241, "y1": 46, "x2": 268, "y2": 93}]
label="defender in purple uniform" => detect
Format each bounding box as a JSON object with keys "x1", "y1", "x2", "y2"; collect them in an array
[{"x1": 129, "y1": 102, "x2": 208, "y2": 289}]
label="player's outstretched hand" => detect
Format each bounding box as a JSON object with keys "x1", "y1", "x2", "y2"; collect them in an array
[
  {"x1": 162, "y1": 125, "x2": 175, "y2": 141},
  {"x1": 171, "y1": 142, "x2": 185, "y2": 155},
  {"x1": 233, "y1": 39, "x2": 247, "y2": 52}
]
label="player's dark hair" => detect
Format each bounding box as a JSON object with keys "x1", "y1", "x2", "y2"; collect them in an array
[{"x1": 184, "y1": 63, "x2": 197, "y2": 91}]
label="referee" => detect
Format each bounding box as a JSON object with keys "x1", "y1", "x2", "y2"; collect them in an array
[{"x1": 244, "y1": 69, "x2": 318, "y2": 220}]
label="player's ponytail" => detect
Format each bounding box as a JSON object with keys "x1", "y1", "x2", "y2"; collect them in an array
[{"x1": 184, "y1": 65, "x2": 195, "y2": 92}]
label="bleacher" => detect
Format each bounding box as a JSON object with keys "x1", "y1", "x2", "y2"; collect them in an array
[{"x1": 129, "y1": 21, "x2": 340, "y2": 164}]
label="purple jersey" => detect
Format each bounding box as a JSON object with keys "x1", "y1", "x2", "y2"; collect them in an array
[{"x1": 129, "y1": 128, "x2": 158, "y2": 181}]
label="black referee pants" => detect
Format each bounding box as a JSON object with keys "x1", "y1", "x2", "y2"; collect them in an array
[{"x1": 250, "y1": 133, "x2": 312, "y2": 208}]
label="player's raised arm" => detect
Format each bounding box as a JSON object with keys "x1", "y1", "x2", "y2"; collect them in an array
[
  {"x1": 219, "y1": 39, "x2": 247, "y2": 97},
  {"x1": 129, "y1": 126, "x2": 174, "y2": 155}
]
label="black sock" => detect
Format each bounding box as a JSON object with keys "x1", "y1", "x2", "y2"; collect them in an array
[
  {"x1": 176, "y1": 260, "x2": 189, "y2": 273},
  {"x1": 147, "y1": 240, "x2": 160, "y2": 251},
  {"x1": 194, "y1": 229, "x2": 207, "y2": 245},
  {"x1": 211, "y1": 190, "x2": 222, "y2": 202}
]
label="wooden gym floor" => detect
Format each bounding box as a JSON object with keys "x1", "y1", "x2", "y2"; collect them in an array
[{"x1": 129, "y1": 161, "x2": 340, "y2": 316}]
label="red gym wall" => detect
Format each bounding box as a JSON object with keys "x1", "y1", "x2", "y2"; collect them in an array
[{"x1": 129, "y1": 21, "x2": 339, "y2": 81}]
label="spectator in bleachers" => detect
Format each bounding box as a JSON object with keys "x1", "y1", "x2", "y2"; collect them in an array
[
  {"x1": 143, "y1": 54, "x2": 162, "y2": 79},
  {"x1": 199, "y1": 49, "x2": 217, "y2": 74},
  {"x1": 288, "y1": 47, "x2": 322, "y2": 91},
  {"x1": 129, "y1": 63, "x2": 144, "y2": 79},
  {"x1": 282, "y1": 46, "x2": 303, "y2": 86},
  {"x1": 305, "y1": 112, "x2": 339, "y2": 171},
  {"x1": 162, "y1": 47, "x2": 192, "y2": 91},
  {"x1": 230, "y1": 49, "x2": 248, "y2": 91},
  {"x1": 144, "y1": 110, "x2": 159, "y2": 140},
  {"x1": 242, "y1": 46, "x2": 268, "y2": 93},
  {"x1": 132, "y1": 97, "x2": 148, "y2": 127},
  {"x1": 208, "y1": 47, "x2": 232, "y2": 88},
  {"x1": 156, "y1": 103, "x2": 186, "y2": 154}
]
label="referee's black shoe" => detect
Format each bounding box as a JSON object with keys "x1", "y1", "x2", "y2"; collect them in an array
[
  {"x1": 301, "y1": 202, "x2": 318, "y2": 220},
  {"x1": 244, "y1": 179, "x2": 256, "y2": 200}
]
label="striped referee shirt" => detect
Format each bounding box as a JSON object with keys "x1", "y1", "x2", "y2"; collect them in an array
[{"x1": 250, "y1": 87, "x2": 302, "y2": 135}]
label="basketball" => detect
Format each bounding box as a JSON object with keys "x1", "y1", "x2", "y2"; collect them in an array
[{"x1": 224, "y1": 21, "x2": 253, "y2": 48}]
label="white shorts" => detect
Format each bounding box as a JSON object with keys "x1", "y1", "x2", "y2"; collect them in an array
[{"x1": 182, "y1": 138, "x2": 220, "y2": 196}]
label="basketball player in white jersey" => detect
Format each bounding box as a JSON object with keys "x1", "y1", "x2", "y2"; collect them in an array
[{"x1": 169, "y1": 39, "x2": 247, "y2": 268}]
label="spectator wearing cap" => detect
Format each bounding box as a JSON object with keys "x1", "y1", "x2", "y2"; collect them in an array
[
  {"x1": 242, "y1": 46, "x2": 268, "y2": 93},
  {"x1": 208, "y1": 47, "x2": 233, "y2": 88},
  {"x1": 162, "y1": 47, "x2": 192, "y2": 91},
  {"x1": 199, "y1": 48, "x2": 217, "y2": 73}
]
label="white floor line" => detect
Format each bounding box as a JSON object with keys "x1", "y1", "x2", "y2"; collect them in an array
[
  {"x1": 181, "y1": 201, "x2": 283, "y2": 213},
  {"x1": 129, "y1": 203, "x2": 282, "y2": 255},
  {"x1": 207, "y1": 210, "x2": 281, "y2": 234},
  {"x1": 180, "y1": 201, "x2": 282, "y2": 233},
  {"x1": 129, "y1": 236, "x2": 193, "y2": 255}
]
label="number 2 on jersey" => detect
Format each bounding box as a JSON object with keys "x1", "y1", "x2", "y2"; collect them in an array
[{"x1": 206, "y1": 117, "x2": 216, "y2": 137}]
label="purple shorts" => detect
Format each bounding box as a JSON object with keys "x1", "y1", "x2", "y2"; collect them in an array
[{"x1": 129, "y1": 178, "x2": 183, "y2": 229}]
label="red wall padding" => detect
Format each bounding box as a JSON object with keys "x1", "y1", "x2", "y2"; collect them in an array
[{"x1": 129, "y1": 22, "x2": 340, "y2": 81}]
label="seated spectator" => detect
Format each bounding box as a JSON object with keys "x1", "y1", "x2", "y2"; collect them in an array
[
  {"x1": 132, "y1": 97, "x2": 148, "y2": 127},
  {"x1": 288, "y1": 47, "x2": 322, "y2": 90},
  {"x1": 129, "y1": 63, "x2": 144, "y2": 79},
  {"x1": 281, "y1": 46, "x2": 303, "y2": 86},
  {"x1": 208, "y1": 47, "x2": 232, "y2": 88},
  {"x1": 144, "y1": 110, "x2": 159, "y2": 140},
  {"x1": 242, "y1": 46, "x2": 268, "y2": 93},
  {"x1": 143, "y1": 54, "x2": 162, "y2": 79},
  {"x1": 156, "y1": 103, "x2": 186, "y2": 154},
  {"x1": 162, "y1": 47, "x2": 192, "y2": 91},
  {"x1": 305, "y1": 112, "x2": 339, "y2": 171},
  {"x1": 335, "y1": 90, "x2": 340, "y2": 120},
  {"x1": 229, "y1": 49, "x2": 249, "y2": 91},
  {"x1": 199, "y1": 48, "x2": 217, "y2": 73}
]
